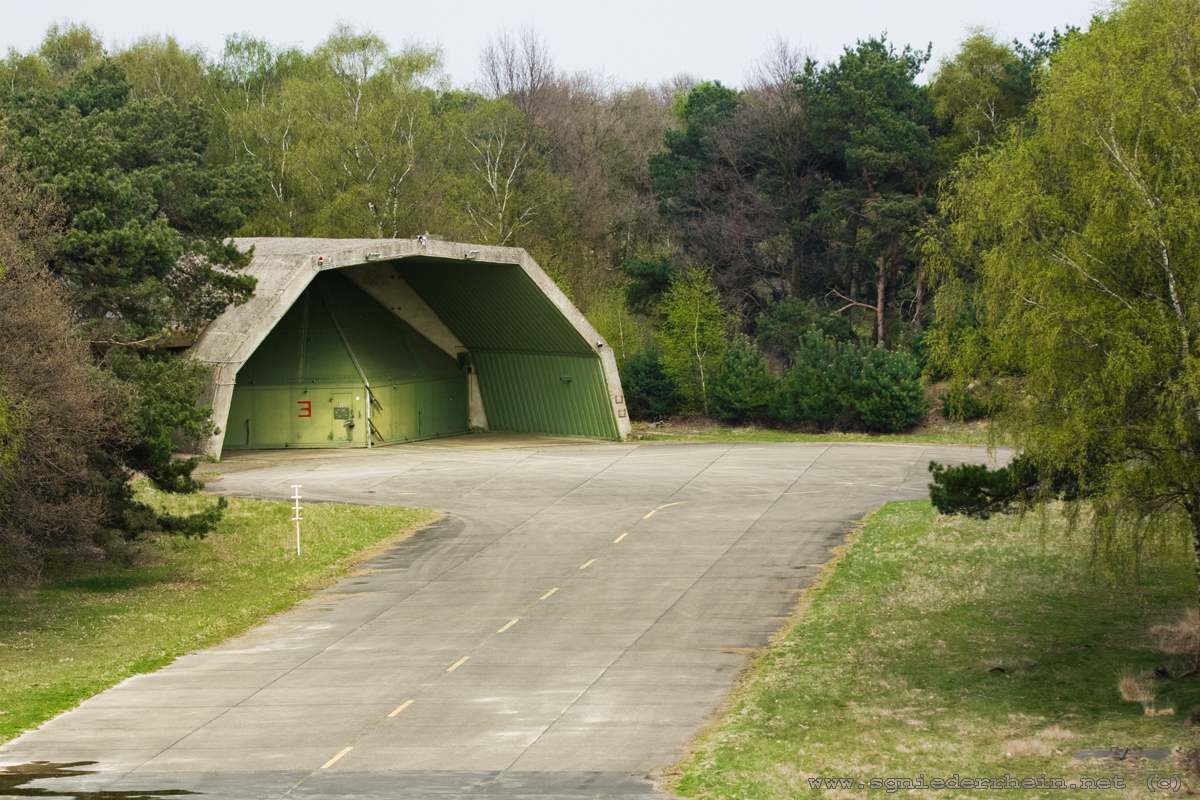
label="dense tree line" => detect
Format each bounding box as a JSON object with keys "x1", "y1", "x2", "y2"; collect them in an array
[{"x1": 0, "y1": 11, "x2": 1111, "y2": 578}]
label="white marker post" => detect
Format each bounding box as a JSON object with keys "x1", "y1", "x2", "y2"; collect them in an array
[{"x1": 291, "y1": 485, "x2": 302, "y2": 555}]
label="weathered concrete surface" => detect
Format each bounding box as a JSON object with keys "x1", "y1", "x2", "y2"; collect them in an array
[
  {"x1": 0, "y1": 437, "x2": 1006, "y2": 799},
  {"x1": 191, "y1": 238, "x2": 632, "y2": 459}
]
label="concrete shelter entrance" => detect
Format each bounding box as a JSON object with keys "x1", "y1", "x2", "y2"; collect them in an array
[
  {"x1": 190, "y1": 238, "x2": 632, "y2": 458},
  {"x1": 226, "y1": 271, "x2": 468, "y2": 449}
]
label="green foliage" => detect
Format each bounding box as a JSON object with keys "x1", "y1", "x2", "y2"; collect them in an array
[
  {"x1": 930, "y1": 0, "x2": 1200, "y2": 598},
  {"x1": 285, "y1": 27, "x2": 449, "y2": 239},
  {"x1": 770, "y1": 329, "x2": 844, "y2": 428},
  {"x1": 647, "y1": 73, "x2": 826, "y2": 317},
  {"x1": 649, "y1": 81, "x2": 739, "y2": 223},
  {"x1": 798, "y1": 36, "x2": 944, "y2": 344},
  {"x1": 928, "y1": 460, "x2": 1023, "y2": 518},
  {"x1": 929, "y1": 32, "x2": 1040, "y2": 160},
  {"x1": 109, "y1": 354, "x2": 214, "y2": 493},
  {"x1": 0, "y1": 51, "x2": 54, "y2": 98},
  {"x1": 770, "y1": 328, "x2": 927, "y2": 432},
  {"x1": 622, "y1": 255, "x2": 676, "y2": 314},
  {"x1": 928, "y1": 455, "x2": 1093, "y2": 518},
  {"x1": 621, "y1": 348, "x2": 686, "y2": 421},
  {"x1": 711, "y1": 336, "x2": 777, "y2": 423},
  {"x1": 0, "y1": 55, "x2": 260, "y2": 562},
  {"x1": 37, "y1": 22, "x2": 103, "y2": 83},
  {"x1": 1, "y1": 59, "x2": 265, "y2": 340},
  {"x1": 113, "y1": 35, "x2": 207, "y2": 103},
  {"x1": 585, "y1": 288, "x2": 654, "y2": 368},
  {"x1": 855, "y1": 345, "x2": 929, "y2": 432},
  {"x1": 658, "y1": 268, "x2": 731, "y2": 414},
  {"x1": 451, "y1": 97, "x2": 568, "y2": 247},
  {"x1": 755, "y1": 297, "x2": 857, "y2": 363},
  {"x1": 213, "y1": 26, "x2": 575, "y2": 251},
  {"x1": 0, "y1": 384, "x2": 21, "y2": 519},
  {"x1": 941, "y1": 381, "x2": 989, "y2": 421}
]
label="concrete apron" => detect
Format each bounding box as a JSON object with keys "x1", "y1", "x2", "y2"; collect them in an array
[{"x1": 0, "y1": 439, "x2": 1006, "y2": 800}]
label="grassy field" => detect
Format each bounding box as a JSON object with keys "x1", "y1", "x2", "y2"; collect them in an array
[
  {"x1": 630, "y1": 417, "x2": 995, "y2": 447},
  {"x1": 671, "y1": 502, "x2": 1200, "y2": 799},
  {"x1": 0, "y1": 487, "x2": 435, "y2": 744}
]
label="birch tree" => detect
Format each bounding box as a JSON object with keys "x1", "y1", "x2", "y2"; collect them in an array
[
  {"x1": 659, "y1": 267, "x2": 730, "y2": 414},
  {"x1": 931, "y1": 0, "x2": 1200, "y2": 604}
]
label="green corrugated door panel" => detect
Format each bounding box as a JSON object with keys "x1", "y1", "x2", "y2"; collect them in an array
[
  {"x1": 416, "y1": 376, "x2": 470, "y2": 439},
  {"x1": 394, "y1": 259, "x2": 593, "y2": 356},
  {"x1": 238, "y1": 288, "x2": 359, "y2": 385},
  {"x1": 388, "y1": 383, "x2": 418, "y2": 441},
  {"x1": 238, "y1": 271, "x2": 465, "y2": 386},
  {"x1": 304, "y1": 290, "x2": 362, "y2": 382},
  {"x1": 472, "y1": 351, "x2": 619, "y2": 439},
  {"x1": 228, "y1": 378, "x2": 468, "y2": 449},
  {"x1": 369, "y1": 377, "x2": 467, "y2": 443},
  {"x1": 226, "y1": 385, "x2": 365, "y2": 448},
  {"x1": 319, "y1": 272, "x2": 465, "y2": 382}
]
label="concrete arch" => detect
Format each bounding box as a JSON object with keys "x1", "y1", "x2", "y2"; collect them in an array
[{"x1": 190, "y1": 238, "x2": 630, "y2": 459}]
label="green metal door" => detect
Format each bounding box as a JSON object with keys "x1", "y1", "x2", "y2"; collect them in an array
[
  {"x1": 226, "y1": 271, "x2": 469, "y2": 450},
  {"x1": 331, "y1": 393, "x2": 355, "y2": 443}
]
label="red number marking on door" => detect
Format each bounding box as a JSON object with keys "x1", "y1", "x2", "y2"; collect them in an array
[{"x1": 297, "y1": 400, "x2": 311, "y2": 418}]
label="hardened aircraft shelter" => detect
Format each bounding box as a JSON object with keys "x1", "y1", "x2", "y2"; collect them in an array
[{"x1": 190, "y1": 238, "x2": 630, "y2": 459}]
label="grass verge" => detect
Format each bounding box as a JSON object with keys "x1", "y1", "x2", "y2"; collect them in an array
[
  {"x1": 672, "y1": 501, "x2": 1200, "y2": 798},
  {"x1": 0, "y1": 486, "x2": 435, "y2": 744},
  {"x1": 630, "y1": 418, "x2": 996, "y2": 447}
]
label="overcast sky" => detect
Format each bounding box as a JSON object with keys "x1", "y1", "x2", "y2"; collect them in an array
[{"x1": 1, "y1": 0, "x2": 1106, "y2": 88}]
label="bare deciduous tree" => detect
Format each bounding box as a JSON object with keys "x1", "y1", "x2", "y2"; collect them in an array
[{"x1": 477, "y1": 27, "x2": 556, "y2": 120}]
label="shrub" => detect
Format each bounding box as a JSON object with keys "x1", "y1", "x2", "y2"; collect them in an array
[
  {"x1": 942, "y1": 381, "x2": 989, "y2": 421},
  {"x1": 711, "y1": 336, "x2": 777, "y2": 423},
  {"x1": 756, "y1": 298, "x2": 857, "y2": 364},
  {"x1": 769, "y1": 327, "x2": 927, "y2": 433},
  {"x1": 769, "y1": 329, "x2": 847, "y2": 428},
  {"x1": 621, "y1": 349, "x2": 686, "y2": 421},
  {"x1": 853, "y1": 344, "x2": 927, "y2": 432},
  {"x1": 0, "y1": 162, "x2": 226, "y2": 582}
]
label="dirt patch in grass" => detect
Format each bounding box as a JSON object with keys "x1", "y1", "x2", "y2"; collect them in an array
[
  {"x1": 670, "y1": 502, "x2": 1200, "y2": 799},
  {"x1": 0, "y1": 486, "x2": 435, "y2": 743}
]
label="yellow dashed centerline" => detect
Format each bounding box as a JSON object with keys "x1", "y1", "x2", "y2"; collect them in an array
[
  {"x1": 497, "y1": 618, "x2": 519, "y2": 633},
  {"x1": 446, "y1": 656, "x2": 469, "y2": 672},
  {"x1": 579, "y1": 558, "x2": 596, "y2": 570},
  {"x1": 642, "y1": 501, "x2": 685, "y2": 519},
  {"x1": 539, "y1": 587, "x2": 559, "y2": 600},
  {"x1": 613, "y1": 532, "x2": 628, "y2": 543},
  {"x1": 387, "y1": 700, "x2": 413, "y2": 718},
  {"x1": 320, "y1": 746, "x2": 353, "y2": 769}
]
